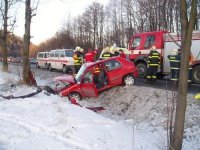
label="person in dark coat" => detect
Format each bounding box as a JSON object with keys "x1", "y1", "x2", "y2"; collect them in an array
[
  {"x1": 101, "y1": 47, "x2": 113, "y2": 59},
  {"x1": 146, "y1": 45, "x2": 161, "y2": 83},
  {"x1": 167, "y1": 49, "x2": 181, "y2": 84}
]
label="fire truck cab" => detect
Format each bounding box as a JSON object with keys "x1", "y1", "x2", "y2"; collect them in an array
[{"x1": 128, "y1": 31, "x2": 200, "y2": 84}]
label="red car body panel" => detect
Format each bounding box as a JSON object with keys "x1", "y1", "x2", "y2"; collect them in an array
[{"x1": 54, "y1": 56, "x2": 138, "y2": 99}]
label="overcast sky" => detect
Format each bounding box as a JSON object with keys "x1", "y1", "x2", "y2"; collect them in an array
[{"x1": 14, "y1": 0, "x2": 108, "y2": 45}]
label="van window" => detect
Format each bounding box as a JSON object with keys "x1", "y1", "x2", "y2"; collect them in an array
[
  {"x1": 65, "y1": 50, "x2": 73, "y2": 57},
  {"x1": 144, "y1": 35, "x2": 155, "y2": 49},
  {"x1": 49, "y1": 52, "x2": 54, "y2": 57},
  {"x1": 60, "y1": 53, "x2": 65, "y2": 57},
  {"x1": 44, "y1": 53, "x2": 48, "y2": 58},
  {"x1": 60, "y1": 51, "x2": 65, "y2": 57},
  {"x1": 132, "y1": 37, "x2": 141, "y2": 49},
  {"x1": 55, "y1": 51, "x2": 60, "y2": 57},
  {"x1": 38, "y1": 53, "x2": 44, "y2": 58}
]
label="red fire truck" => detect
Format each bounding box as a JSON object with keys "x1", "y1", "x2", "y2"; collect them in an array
[{"x1": 128, "y1": 30, "x2": 200, "y2": 84}]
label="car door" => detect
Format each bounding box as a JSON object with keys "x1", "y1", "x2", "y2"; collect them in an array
[
  {"x1": 80, "y1": 70, "x2": 98, "y2": 98},
  {"x1": 103, "y1": 59, "x2": 123, "y2": 86}
]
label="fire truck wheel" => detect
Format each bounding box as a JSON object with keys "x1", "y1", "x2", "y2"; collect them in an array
[
  {"x1": 136, "y1": 63, "x2": 147, "y2": 78},
  {"x1": 123, "y1": 74, "x2": 135, "y2": 86},
  {"x1": 69, "y1": 92, "x2": 82, "y2": 101},
  {"x1": 63, "y1": 65, "x2": 67, "y2": 73},
  {"x1": 192, "y1": 65, "x2": 200, "y2": 84}
]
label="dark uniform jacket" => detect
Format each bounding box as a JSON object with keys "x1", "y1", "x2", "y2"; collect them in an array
[
  {"x1": 102, "y1": 52, "x2": 112, "y2": 59},
  {"x1": 167, "y1": 54, "x2": 181, "y2": 69},
  {"x1": 147, "y1": 50, "x2": 160, "y2": 66}
]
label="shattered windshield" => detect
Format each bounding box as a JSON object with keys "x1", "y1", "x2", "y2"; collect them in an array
[{"x1": 75, "y1": 64, "x2": 87, "y2": 82}]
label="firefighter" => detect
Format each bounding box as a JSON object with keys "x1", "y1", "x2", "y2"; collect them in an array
[
  {"x1": 93, "y1": 64, "x2": 106, "y2": 88},
  {"x1": 73, "y1": 46, "x2": 84, "y2": 74},
  {"x1": 93, "y1": 65, "x2": 101, "y2": 86},
  {"x1": 101, "y1": 47, "x2": 113, "y2": 59},
  {"x1": 84, "y1": 48, "x2": 97, "y2": 62},
  {"x1": 167, "y1": 49, "x2": 181, "y2": 83},
  {"x1": 146, "y1": 45, "x2": 161, "y2": 83}
]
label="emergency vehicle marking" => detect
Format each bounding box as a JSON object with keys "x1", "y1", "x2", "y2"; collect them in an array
[
  {"x1": 131, "y1": 49, "x2": 162, "y2": 55},
  {"x1": 47, "y1": 59, "x2": 70, "y2": 63}
]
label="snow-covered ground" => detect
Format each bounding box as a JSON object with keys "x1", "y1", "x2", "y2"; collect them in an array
[{"x1": 0, "y1": 66, "x2": 200, "y2": 150}]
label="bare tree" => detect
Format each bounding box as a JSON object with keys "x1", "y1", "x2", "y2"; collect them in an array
[
  {"x1": 22, "y1": 0, "x2": 38, "y2": 84},
  {"x1": 170, "y1": 0, "x2": 197, "y2": 149},
  {"x1": 0, "y1": 0, "x2": 17, "y2": 72}
]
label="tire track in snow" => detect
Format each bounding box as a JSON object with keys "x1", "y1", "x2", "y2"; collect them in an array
[{"x1": 0, "y1": 113, "x2": 91, "y2": 150}]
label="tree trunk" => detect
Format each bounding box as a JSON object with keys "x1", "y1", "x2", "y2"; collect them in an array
[
  {"x1": 2, "y1": 0, "x2": 8, "y2": 72},
  {"x1": 22, "y1": 0, "x2": 31, "y2": 85},
  {"x1": 170, "y1": 0, "x2": 197, "y2": 149}
]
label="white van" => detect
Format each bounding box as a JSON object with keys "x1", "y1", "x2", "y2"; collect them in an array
[
  {"x1": 36, "y1": 52, "x2": 50, "y2": 68},
  {"x1": 47, "y1": 49, "x2": 74, "y2": 73}
]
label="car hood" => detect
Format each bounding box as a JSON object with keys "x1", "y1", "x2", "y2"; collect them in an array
[{"x1": 53, "y1": 75, "x2": 75, "y2": 84}]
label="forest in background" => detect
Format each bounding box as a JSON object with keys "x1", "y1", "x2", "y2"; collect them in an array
[
  {"x1": 37, "y1": 0, "x2": 200, "y2": 54},
  {"x1": 1, "y1": 0, "x2": 200, "y2": 57}
]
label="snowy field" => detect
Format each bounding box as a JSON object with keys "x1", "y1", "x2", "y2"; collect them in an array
[{"x1": 0, "y1": 64, "x2": 200, "y2": 150}]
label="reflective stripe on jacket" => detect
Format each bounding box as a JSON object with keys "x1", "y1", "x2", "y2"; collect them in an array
[
  {"x1": 147, "y1": 50, "x2": 160, "y2": 66},
  {"x1": 167, "y1": 54, "x2": 181, "y2": 69},
  {"x1": 73, "y1": 51, "x2": 83, "y2": 65},
  {"x1": 102, "y1": 52, "x2": 112, "y2": 59}
]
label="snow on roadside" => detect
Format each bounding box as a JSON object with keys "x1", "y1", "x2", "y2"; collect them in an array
[
  {"x1": 0, "y1": 93, "x2": 133, "y2": 150},
  {"x1": 82, "y1": 85, "x2": 200, "y2": 150},
  {"x1": 0, "y1": 72, "x2": 134, "y2": 150}
]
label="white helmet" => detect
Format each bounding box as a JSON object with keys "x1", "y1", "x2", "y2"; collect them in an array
[
  {"x1": 75, "y1": 46, "x2": 80, "y2": 51},
  {"x1": 172, "y1": 49, "x2": 178, "y2": 55}
]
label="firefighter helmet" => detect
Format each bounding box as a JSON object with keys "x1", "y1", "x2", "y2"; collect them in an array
[
  {"x1": 172, "y1": 49, "x2": 178, "y2": 55},
  {"x1": 75, "y1": 46, "x2": 80, "y2": 52},
  {"x1": 80, "y1": 48, "x2": 84, "y2": 53},
  {"x1": 151, "y1": 45, "x2": 156, "y2": 50}
]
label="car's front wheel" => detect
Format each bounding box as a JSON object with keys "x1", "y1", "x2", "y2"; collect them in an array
[
  {"x1": 69, "y1": 92, "x2": 82, "y2": 101},
  {"x1": 123, "y1": 74, "x2": 135, "y2": 86}
]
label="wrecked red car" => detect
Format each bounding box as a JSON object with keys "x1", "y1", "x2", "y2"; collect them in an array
[{"x1": 54, "y1": 56, "x2": 138, "y2": 101}]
